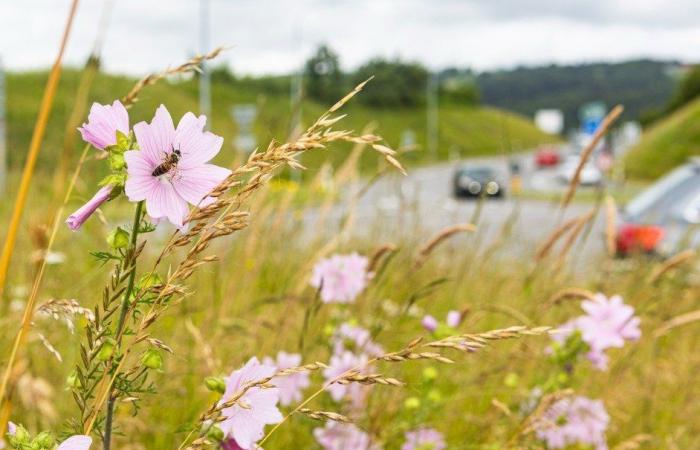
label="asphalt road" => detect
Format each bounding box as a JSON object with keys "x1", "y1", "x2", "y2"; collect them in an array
[{"x1": 315, "y1": 153, "x2": 607, "y2": 264}]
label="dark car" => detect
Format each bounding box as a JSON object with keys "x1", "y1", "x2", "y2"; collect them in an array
[
  {"x1": 453, "y1": 166, "x2": 504, "y2": 199},
  {"x1": 617, "y1": 160, "x2": 700, "y2": 256}
]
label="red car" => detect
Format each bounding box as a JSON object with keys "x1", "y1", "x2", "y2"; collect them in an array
[{"x1": 535, "y1": 148, "x2": 560, "y2": 168}]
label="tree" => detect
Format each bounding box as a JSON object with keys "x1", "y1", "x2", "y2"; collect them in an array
[
  {"x1": 304, "y1": 45, "x2": 344, "y2": 104},
  {"x1": 351, "y1": 58, "x2": 429, "y2": 108},
  {"x1": 666, "y1": 65, "x2": 700, "y2": 112}
]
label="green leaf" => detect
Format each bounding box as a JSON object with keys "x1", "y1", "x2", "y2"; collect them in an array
[{"x1": 90, "y1": 251, "x2": 121, "y2": 266}]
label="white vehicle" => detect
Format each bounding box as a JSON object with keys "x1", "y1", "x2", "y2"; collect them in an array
[{"x1": 557, "y1": 156, "x2": 602, "y2": 186}]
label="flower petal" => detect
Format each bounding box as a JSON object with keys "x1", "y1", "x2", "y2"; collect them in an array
[
  {"x1": 174, "y1": 113, "x2": 224, "y2": 169},
  {"x1": 144, "y1": 179, "x2": 189, "y2": 229},
  {"x1": 57, "y1": 435, "x2": 92, "y2": 450},
  {"x1": 172, "y1": 164, "x2": 231, "y2": 206},
  {"x1": 124, "y1": 151, "x2": 160, "y2": 202},
  {"x1": 133, "y1": 105, "x2": 175, "y2": 166}
]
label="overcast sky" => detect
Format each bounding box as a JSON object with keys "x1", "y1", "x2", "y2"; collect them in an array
[{"x1": 2, "y1": 0, "x2": 700, "y2": 76}]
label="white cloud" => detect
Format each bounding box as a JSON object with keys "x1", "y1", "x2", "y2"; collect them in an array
[{"x1": 1, "y1": 0, "x2": 699, "y2": 75}]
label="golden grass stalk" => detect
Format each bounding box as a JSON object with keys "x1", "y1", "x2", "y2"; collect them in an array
[
  {"x1": 547, "y1": 287, "x2": 598, "y2": 305},
  {"x1": 560, "y1": 105, "x2": 624, "y2": 209},
  {"x1": 653, "y1": 308, "x2": 700, "y2": 338},
  {"x1": 0, "y1": 144, "x2": 90, "y2": 434},
  {"x1": 121, "y1": 46, "x2": 226, "y2": 107},
  {"x1": 535, "y1": 208, "x2": 594, "y2": 261},
  {"x1": 646, "y1": 248, "x2": 696, "y2": 285},
  {"x1": 0, "y1": 0, "x2": 79, "y2": 298},
  {"x1": 368, "y1": 243, "x2": 398, "y2": 273},
  {"x1": 612, "y1": 434, "x2": 653, "y2": 450},
  {"x1": 604, "y1": 194, "x2": 618, "y2": 257},
  {"x1": 414, "y1": 223, "x2": 477, "y2": 269},
  {"x1": 556, "y1": 208, "x2": 597, "y2": 263}
]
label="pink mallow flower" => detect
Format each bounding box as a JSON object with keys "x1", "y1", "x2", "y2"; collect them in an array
[
  {"x1": 332, "y1": 323, "x2": 384, "y2": 357},
  {"x1": 535, "y1": 396, "x2": 609, "y2": 450},
  {"x1": 401, "y1": 427, "x2": 446, "y2": 450},
  {"x1": 324, "y1": 351, "x2": 368, "y2": 404},
  {"x1": 262, "y1": 351, "x2": 310, "y2": 407},
  {"x1": 124, "y1": 105, "x2": 231, "y2": 230},
  {"x1": 446, "y1": 310, "x2": 462, "y2": 328},
  {"x1": 576, "y1": 294, "x2": 641, "y2": 351},
  {"x1": 219, "y1": 357, "x2": 283, "y2": 450},
  {"x1": 421, "y1": 315, "x2": 438, "y2": 332},
  {"x1": 310, "y1": 253, "x2": 370, "y2": 303},
  {"x1": 66, "y1": 185, "x2": 114, "y2": 231},
  {"x1": 314, "y1": 422, "x2": 380, "y2": 450},
  {"x1": 78, "y1": 100, "x2": 129, "y2": 150},
  {"x1": 57, "y1": 435, "x2": 93, "y2": 450},
  {"x1": 221, "y1": 439, "x2": 262, "y2": 450}
]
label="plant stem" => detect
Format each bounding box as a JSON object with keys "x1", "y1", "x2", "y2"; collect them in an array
[{"x1": 103, "y1": 201, "x2": 143, "y2": 450}]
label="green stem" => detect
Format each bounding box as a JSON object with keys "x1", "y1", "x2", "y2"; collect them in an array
[{"x1": 103, "y1": 201, "x2": 143, "y2": 450}]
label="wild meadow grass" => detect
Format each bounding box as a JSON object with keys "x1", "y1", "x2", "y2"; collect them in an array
[{"x1": 1, "y1": 43, "x2": 700, "y2": 450}]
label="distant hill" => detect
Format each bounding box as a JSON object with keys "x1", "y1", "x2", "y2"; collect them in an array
[
  {"x1": 625, "y1": 97, "x2": 700, "y2": 179},
  {"x1": 473, "y1": 60, "x2": 681, "y2": 130},
  {"x1": 5, "y1": 69, "x2": 557, "y2": 177}
]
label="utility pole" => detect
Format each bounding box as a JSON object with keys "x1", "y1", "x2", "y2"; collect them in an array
[
  {"x1": 426, "y1": 71, "x2": 439, "y2": 160},
  {"x1": 199, "y1": 0, "x2": 211, "y2": 121},
  {"x1": 0, "y1": 57, "x2": 6, "y2": 195}
]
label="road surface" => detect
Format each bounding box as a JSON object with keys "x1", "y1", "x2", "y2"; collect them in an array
[{"x1": 301, "y1": 152, "x2": 609, "y2": 268}]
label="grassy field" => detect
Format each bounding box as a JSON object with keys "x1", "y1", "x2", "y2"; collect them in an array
[
  {"x1": 625, "y1": 97, "x2": 700, "y2": 179},
  {"x1": 5, "y1": 67, "x2": 557, "y2": 177},
  {"x1": 1, "y1": 64, "x2": 698, "y2": 450},
  {"x1": 2, "y1": 160, "x2": 700, "y2": 449}
]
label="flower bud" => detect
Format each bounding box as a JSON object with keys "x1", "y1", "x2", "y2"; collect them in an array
[
  {"x1": 504, "y1": 372, "x2": 519, "y2": 388},
  {"x1": 427, "y1": 388, "x2": 443, "y2": 403},
  {"x1": 97, "y1": 337, "x2": 117, "y2": 361},
  {"x1": 33, "y1": 432, "x2": 55, "y2": 449},
  {"x1": 404, "y1": 396, "x2": 421, "y2": 409},
  {"x1": 422, "y1": 366, "x2": 438, "y2": 381},
  {"x1": 11, "y1": 425, "x2": 30, "y2": 443},
  {"x1": 204, "y1": 376, "x2": 226, "y2": 394},
  {"x1": 67, "y1": 370, "x2": 82, "y2": 388},
  {"x1": 206, "y1": 425, "x2": 225, "y2": 442},
  {"x1": 141, "y1": 349, "x2": 163, "y2": 370},
  {"x1": 109, "y1": 152, "x2": 126, "y2": 170},
  {"x1": 107, "y1": 227, "x2": 130, "y2": 249}
]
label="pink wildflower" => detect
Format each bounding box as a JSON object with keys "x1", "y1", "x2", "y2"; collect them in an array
[
  {"x1": 421, "y1": 315, "x2": 438, "y2": 332},
  {"x1": 78, "y1": 100, "x2": 129, "y2": 150},
  {"x1": 124, "y1": 105, "x2": 231, "y2": 229},
  {"x1": 262, "y1": 351, "x2": 310, "y2": 407},
  {"x1": 65, "y1": 185, "x2": 114, "y2": 231},
  {"x1": 57, "y1": 435, "x2": 93, "y2": 450},
  {"x1": 221, "y1": 439, "x2": 262, "y2": 450},
  {"x1": 401, "y1": 427, "x2": 446, "y2": 450},
  {"x1": 314, "y1": 422, "x2": 379, "y2": 450},
  {"x1": 219, "y1": 357, "x2": 283, "y2": 449},
  {"x1": 577, "y1": 294, "x2": 641, "y2": 351},
  {"x1": 324, "y1": 351, "x2": 368, "y2": 403},
  {"x1": 310, "y1": 253, "x2": 370, "y2": 303},
  {"x1": 445, "y1": 310, "x2": 462, "y2": 328},
  {"x1": 535, "y1": 396, "x2": 609, "y2": 450},
  {"x1": 332, "y1": 323, "x2": 384, "y2": 357}
]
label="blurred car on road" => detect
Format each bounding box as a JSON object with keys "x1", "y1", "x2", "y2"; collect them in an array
[
  {"x1": 557, "y1": 156, "x2": 603, "y2": 186},
  {"x1": 535, "y1": 147, "x2": 561, "y2": 168},
  {"x1": 617, "y1": 160, "x2": 700, "y2": 256},
  {"x1": 453, "y1": 166, "x2": 504, "y2": 199}
]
